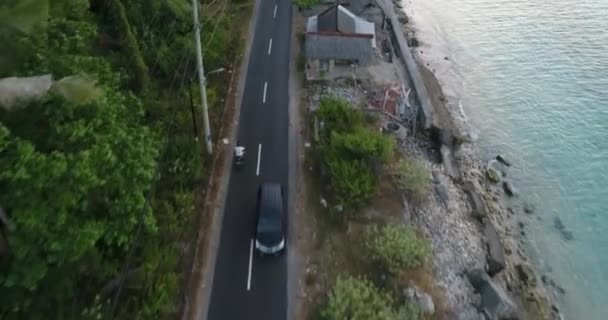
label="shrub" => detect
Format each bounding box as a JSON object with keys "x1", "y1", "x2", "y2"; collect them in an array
[
  {"x1": 325, "y1": 155, "x2": 376, "y2": 210},
  {"x1": 322, "y1": 276, "x2": 396, "y2": 320},
  {"x1": 316, "y1": 103, "x2": 395, "y2": 210},
  {"x1": 366, "y1": 224, "x2": 430, "y2": 274},
  {"x1": 328, "y1": 128, "x2": 394, "y2": 163},
  {"x1": 317, "y1": 96, "x2": 364, "y2": 139},
  {"x1": 393, "y1": 158, "x2": 431, "y2": 203}
]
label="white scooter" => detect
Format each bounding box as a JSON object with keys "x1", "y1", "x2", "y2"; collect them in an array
[{"x1": 234, "y1": 146, "x2": 245, "y2": 167}]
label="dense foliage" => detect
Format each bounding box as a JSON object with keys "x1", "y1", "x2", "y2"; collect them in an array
[
  {"x1": 0, "y1": 0, "x2": 247, "y2": 318},
  {"x1": 322, "y1": 276, "x2": 396, "y2": 320},
  {"x1": 316, "y1": 97, "x2": 394, "y2": 211},
  {"x1": 366, "y1": 224, "x2": 430, "y2": 274}
]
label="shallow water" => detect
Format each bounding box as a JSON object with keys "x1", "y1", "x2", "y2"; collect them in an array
[{"x1": 403, "y1": 0, "x2": 608, "y2": 318}]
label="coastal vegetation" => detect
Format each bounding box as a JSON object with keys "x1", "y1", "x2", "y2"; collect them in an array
[
  {"x1": 0, "y1": 0, "x2": 250, "y2": 318},
  {"x1": 366, "y1": 224, "x2": 430, "y2": 274},
  {"x1": 309, "y1": 96, "x2": 433, "y2": 319},
  {"x1": 315, "y1": 96, "x2": 394, "y2": 212}
]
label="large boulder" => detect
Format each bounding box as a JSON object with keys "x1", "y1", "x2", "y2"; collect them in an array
[
  {"x1": 486, "y1": 167, "x2": 502, "y2": 183},
  {"x1": 467, "y1": 269, "x2": 519, "y2": 320},
  {"x1": 553, "y1": 216, "x2": 574, "y2": 241},
  {"x1": 496, "y1": 155, "x2": 512, "y2": 167},
  {"x1": 483, "y1": 221, "x2": 506, "y2": 276},
  {"x1": 440, "y1": 145, "x2": 461, "y2": 180},
  {"x1": 502, "y1": 181, "x2": 517, "y2": 197},
  {"x1": 435, "y1": 183, "x2": 449, "y2": 209},
  {"x1": 463, "y1": 181, "x2": 488, "y2": 221}
]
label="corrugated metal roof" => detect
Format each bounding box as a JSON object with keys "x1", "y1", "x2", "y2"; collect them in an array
[
  {"x1": 305, "y1": 33, "x2": 373, "y2": 64},
  {"x1": 305, "y1": 4, "x2": 376, "y2": 59}
]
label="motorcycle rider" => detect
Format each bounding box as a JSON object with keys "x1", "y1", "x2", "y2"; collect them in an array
[{"x1": 234, "y1": 141, "x2": 245, "y2": 160}]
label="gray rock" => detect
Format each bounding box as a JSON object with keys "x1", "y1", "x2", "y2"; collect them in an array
[
  {"x1": 467, "y1": 269, "x2": 486, "y2": 289},
  {"x1": 523, "y1": 202, "x2": 535, "y2": 214},
  {"x1": 463, "y1": 181, "x2": 488, "y2": 221},
  {"x1": 467, "y1": 269, "x2": 519, "y2": 320},
  {"x1": 404, "y1": 286, "x2": 435, "y2": 315},
  {"x1": 502, "y1": 181, "x2": 517, "y2": 197},
  {"x1": 432, "y1": 170, "x2": 441, "y2": 184},
  {"x1": 496, "y1": 155, "x2": 512, "y2": 167},
  {"x1": 515, "y1": 264, "x2": 537, "y2": 287},
  {"x1": 441, "y1": 145, "x2": 461, "y2": 180},
  {"x1": 553, "y1": 216, "x2": 574, "y2": 241},
  {"x1": 435, "y1": 183, "x2": 449, "y2": 208},
  {"x1": 437, "y1": 128, "x2": 454, "y2": 147},
  {"x1": 486, "y1": 167, "x2": 501, "y2": 183},
  {"x1": 484, "y1": 221, "x2": 506, "y2": 276}
]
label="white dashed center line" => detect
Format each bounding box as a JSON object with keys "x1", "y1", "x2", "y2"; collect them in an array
[
  {"x1": 273, "y1": 5, "x2": 277, "y2": 18},
  {"x1": 268, "y1": 38, "x2": 273, "y2": 55},
  {"x1": 247, "y1": 239, "x2": 254, "y2": 291},
  {"x1": 256, "y1": 144, "x2": 262, "y2": 176},
  {"x1": 262, "y1": 81, "x2": 268, "y2": 103}
]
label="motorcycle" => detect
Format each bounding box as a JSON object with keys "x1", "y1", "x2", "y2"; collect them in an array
[{"x1": 234, "y1": 148, "x2": 245, "y2": 167}]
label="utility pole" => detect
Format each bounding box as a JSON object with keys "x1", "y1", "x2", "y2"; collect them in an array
[{"x1": 192, "y1": 0, "x2": 213, "y2": 154}]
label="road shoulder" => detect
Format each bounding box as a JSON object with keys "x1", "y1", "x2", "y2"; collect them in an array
[{"x1": 287, "y1": 5, "x2": 303, "y2": 320}]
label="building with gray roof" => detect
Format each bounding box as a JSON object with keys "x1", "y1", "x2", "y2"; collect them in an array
[{"x1": 305, "y1": 4, "x2": 376, "y2": 80}]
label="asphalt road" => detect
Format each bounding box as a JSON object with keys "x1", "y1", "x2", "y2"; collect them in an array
[{"x1": 206, "y1": 0, "x2": 292, "y2": 319}]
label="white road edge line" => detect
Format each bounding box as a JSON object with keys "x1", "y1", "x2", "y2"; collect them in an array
[
  {"x1": 256, "y1": 144, "x2": 262, "y2": 176},
  {"x1": 247, "y1": 239, "x2": 254, "y2": 291},
  {"x1": 268, "y1": 38, "x2": 273, "y2": 55},
  {"x1": 273, "y1": 5, "x2": 277, "y2": 18},
  {"x1": 262, "y1": 81, "x2": 268, "y2": 103}
]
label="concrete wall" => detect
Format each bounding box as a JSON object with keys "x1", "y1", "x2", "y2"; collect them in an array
[{"x1": 377, "y1": 0, "x2": 435, "y2": 130}]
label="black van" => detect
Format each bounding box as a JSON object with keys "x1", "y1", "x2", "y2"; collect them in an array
[{"x1": 255, "y1": 183, "x2": 285, "y2": 255}]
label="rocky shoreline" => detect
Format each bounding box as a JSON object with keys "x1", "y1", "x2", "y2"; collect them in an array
[
  {"x1": 299, "y1": 0, "x2": 564, "y2": 318},
  {"x1": 383, "y1": 0, "x2": 565, "y2": 319}
]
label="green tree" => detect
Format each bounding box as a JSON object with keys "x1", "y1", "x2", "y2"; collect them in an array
[
  {"x1": 365, "y1": 224, "x2": 430, "y2": 274},
  {"x1": 315, "y1": 97, "x2": 394, "y2": 207},
  {"x1": 0, "y1": 0, "x2": 247, "y2": 318},
  {"x1": 317, "y1": 96, "x2": 364, "y2": 139},
  {"x1": 328, "y1": 127, "x2": 394, "y2": 163},
  {"x1": 0, "y1": 84, "x2": 159, "y2": 317},
  {"x1": 325, "y1": 156, "x2": 376, "y2": 210},
  {"x1": 323, "y1": 276, "x2": 396, "y2": 320}
]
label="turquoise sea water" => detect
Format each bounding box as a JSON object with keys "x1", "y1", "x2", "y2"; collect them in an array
[{"x1": 404, "y1": 0, "x2": 608, "y2": 318}]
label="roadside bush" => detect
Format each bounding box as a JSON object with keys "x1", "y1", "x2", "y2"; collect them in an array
[
  {"x1": 316, "y1": 97, "x2": 395, "y2": 211},
  {"x1": 322, "y1": 276, "x2": 396, "y2": 320},
  {"x1": 366, "y1": 224, "x2": 430, "y2": 274},
  {"x1": 393, "y1": 158, "x2": 431, "y2": 203},
  {"x1": 324, "y1": 155, "x2": 376, "y2": 210},
  {"x1": 328, "y1": 128, "x2": 394, "y2": 163},
  {"x1": 317, "y1": 96, "x2": 364, "y2": 139}
]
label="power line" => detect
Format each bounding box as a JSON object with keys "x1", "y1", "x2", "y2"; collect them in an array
[{"x1": 202, "y1": 0, "x2": 232, "y2": 58}]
